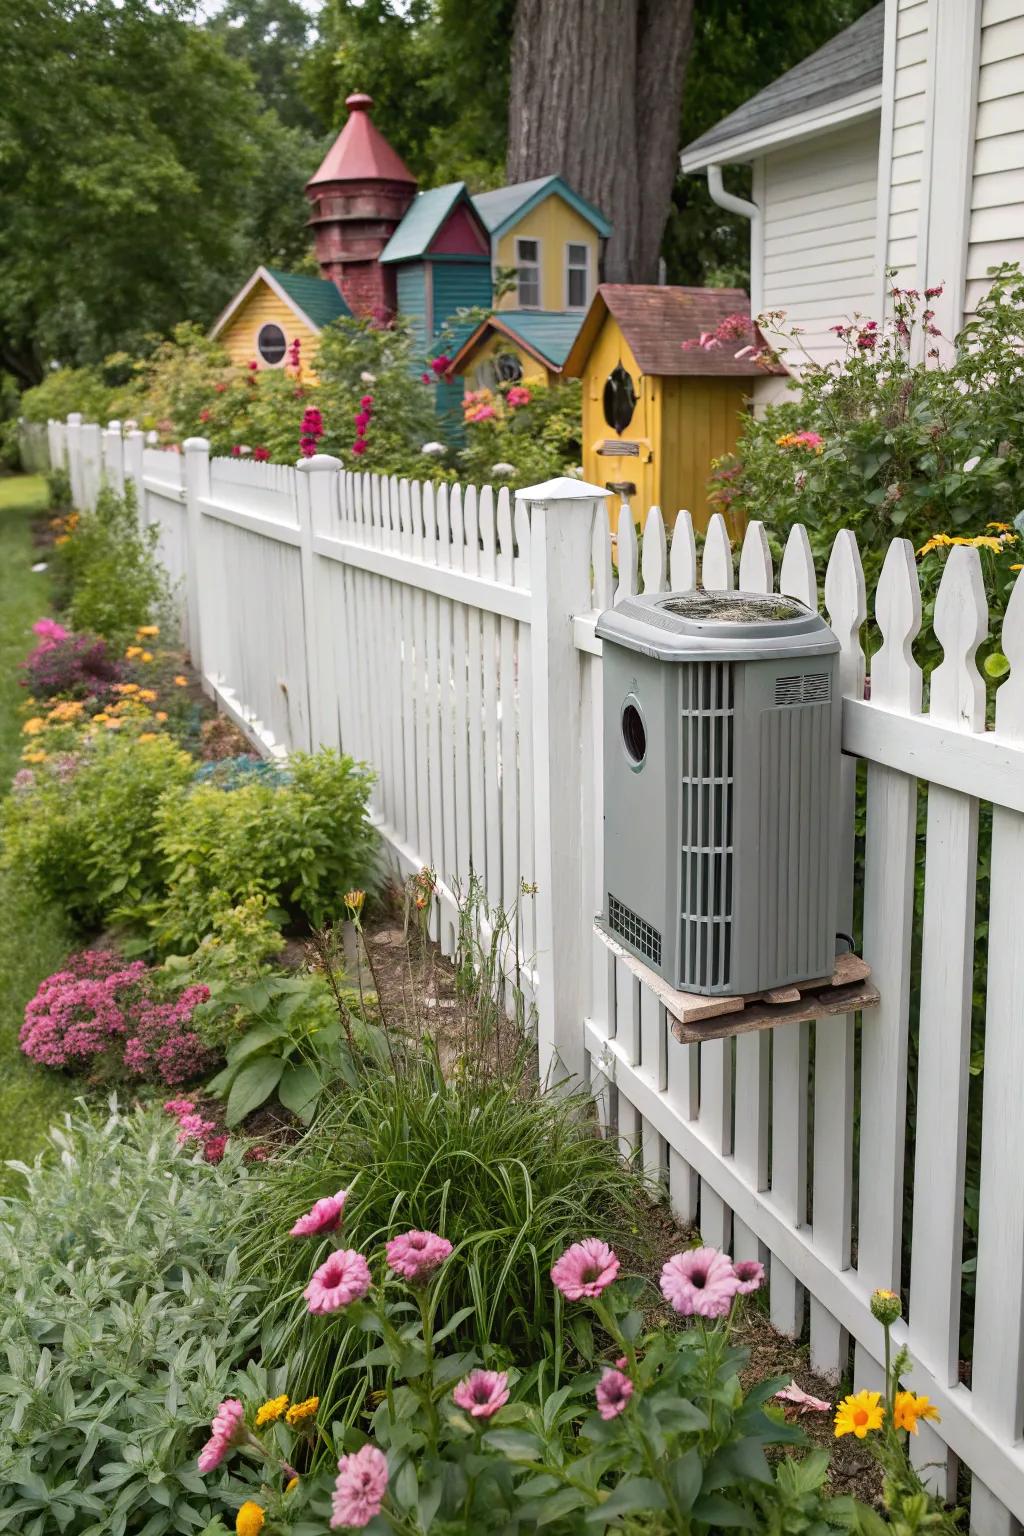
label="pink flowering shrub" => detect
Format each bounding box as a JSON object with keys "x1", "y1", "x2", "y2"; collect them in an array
[
  {"x1": 22, "y1": 628, "x2": 122, "y2": 701},
  {"x1": 21, "y1": 951, "x2": 215, "y2": 1085}
]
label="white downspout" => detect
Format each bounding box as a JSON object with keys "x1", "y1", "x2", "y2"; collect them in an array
[{"x1": 706, "y1": 163, "x2": 763, "y2": 316}]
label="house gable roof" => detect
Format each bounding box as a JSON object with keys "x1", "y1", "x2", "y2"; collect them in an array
[
  {"x1": 679, "y1": 3, "x2": 883, "y2": 169},
  {"x1": 448, "y1": 310, "x2": 587, "y2": 375},
  {"x1": 209, "y1": 266, "x2": 351, "y2": 341},
  {"x1": 380, "y1": 183, "x2": 490, "y2": 264},
  {"x1": 472, "y1": 176, "x2": 612, "y2": 238},
  {"x1": 307, "y1": 92, "x2": 417, "y2": 190},
  {"x1": 562, "y1": 285, "x2": 782, "y2": 378}
]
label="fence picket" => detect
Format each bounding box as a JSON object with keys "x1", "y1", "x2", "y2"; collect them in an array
[
  {"x1": 701, "y1": 512, "x2": 734, "y2": 591},
  {"x1": 669, "y1": 511, "x2": 697, "y2": 591},
  {"x1": 615, "y1": 500, "x2": 638, "y2": 604},
  {"x1": 738, "y1": 520, "x2": 772, "y2": 592},
  {"x1": 641, "y1": 505, "x2": 668, "y2": 593}
]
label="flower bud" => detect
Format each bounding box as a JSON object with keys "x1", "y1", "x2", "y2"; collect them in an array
[{"x1": 870, "y1": 1287, "x2": 902, "y2": 1326}]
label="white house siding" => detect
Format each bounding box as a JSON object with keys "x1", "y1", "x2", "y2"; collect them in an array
[
  {"x1": 759, "y1": 116, "x2": 881, "y2": 366},
  {"x1": 965, "y1": 0, "x2": 1024, "y2": 323},
  {"x1": 885, "y1": 0, "x2": 929, "y2": 284}
]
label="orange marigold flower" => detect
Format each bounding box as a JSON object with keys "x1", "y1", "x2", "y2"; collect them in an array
[
  {"x1": 155, "y1": 711, "x2": 168, "y2": 722},
  {"x1": 125, "y1": 646, "x2": 143, "y2": 659},
  {"x1": 173, "y1": 675, "x2": 189, "y2": 687},
  {"x1": 893, "y1": 1390, "x2": 940, "y2": 1434},
  {"x1": 285, "y1": 1395, "x2": 319, "y2": 1426}
]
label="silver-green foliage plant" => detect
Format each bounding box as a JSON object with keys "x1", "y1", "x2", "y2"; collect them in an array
[{"x1": 0, "y1": 1101, "x2": 275, "y2": 1536}]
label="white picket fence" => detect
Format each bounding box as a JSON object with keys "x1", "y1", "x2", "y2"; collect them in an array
[{"x1": 49, "y1": 415, "x2": 1024, "y2": 1534}]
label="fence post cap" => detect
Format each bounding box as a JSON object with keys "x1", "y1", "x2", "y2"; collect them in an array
[
  {"x1": 296, "y1": 453, "x2": 342, "y2": 473},
  {"x1": 106, "y1": 419, "x2": 121, "y2": 431},
  {"x1": 182, "y1": 437, "x2": 210, "y2": 454},
  {"x1": 517, "y1": 475, "x2": 609, "y2": 502},
  {"x1": 67, "y1": 412, "x2": 83, "y2": 425}
]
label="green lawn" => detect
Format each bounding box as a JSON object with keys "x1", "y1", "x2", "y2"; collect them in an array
[{"x1": 0, "y1": 474, "x2": 76, "y2": 1188}]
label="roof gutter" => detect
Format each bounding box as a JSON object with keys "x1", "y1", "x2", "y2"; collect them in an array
[{"x1": 706, "y1": 164, "x2": 762, "y2": 315}]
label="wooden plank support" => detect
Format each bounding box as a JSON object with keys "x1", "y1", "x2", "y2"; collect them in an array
[{"x1": 594, "y1": 924, "x2": 876, "y2": 1043}]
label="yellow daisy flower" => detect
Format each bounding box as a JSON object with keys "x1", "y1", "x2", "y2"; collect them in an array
[
  {"x1": 22, "y1": 750, "x2": 46, "y2": 764},
  {"x1": 114, "y1": 682, "x2": 140, "y2": 695},
  {"x1": 173, "y1": 675, "x2": 189, "y2": 687},
  {"x1": 137, "y1": 689, "x2": 157, "y2": 703},
  {"x1": 138, "y1": 732, "x2": 158, "y2": 742},
  {"x1": 125, "y1": 646, "x2": 143, "y2": 659},
  {"x1": 834, "y1": 1389, "x2": 884, "y2": 1439},
  {"x1": 140, "y1": 651, "x2": 154, "y2": 663},
  {"x1": 254, "y1": 1394, "x2": 289, "y2": 1428},
  {"x1": 22, "y1": 718, "x2": 45, "y2": 736},
  {"x1": 893, "y1": 1391, "x2": 940, "y2": 1435},
  {"x1": 136, "y1": 625, "x2": 160, "y2": 637},
  {"x1": 285, "y1": 1395, "x2": 319, "y2": 1427}
]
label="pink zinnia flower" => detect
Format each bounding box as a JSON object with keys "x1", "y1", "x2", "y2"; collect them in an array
[
  {"x1": 550, "y1": 1238, "x2": 619, "y2": 1300},
  {"x1": 385, "y1": 1230, "x2": 453, "y2": 1284},
  {"x1": 196, "y1": 1398, "x2": 245, "y2": 1473},
  {"x1": 733, "y1": 1259, "x2": 764, "y2": 1294},
  {"x1": 331, "y1": 1443, "x2": 388, "y2": 1529},
  {"x1": 660, "y1": 1247, "x2": 741, "y2": 1319},
  {"x1": 452, "y1": 1369, "x2": 509, "y2": 1419},
  {"x1": 506, "y1": 385, "x2": 531, "y2": 408},
  {"x1": 290, "y1": 1188, "x2": 349, "y2": 1237},
  {"x1": 304, "y1": 1249, "x2": 372, "y2": 1314},
  {"x1": 595, "y1": 1367, "x2": 633, "y2": 1420}
]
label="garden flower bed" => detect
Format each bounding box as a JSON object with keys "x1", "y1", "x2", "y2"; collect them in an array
[{"x1": 0, "y1": 470, "x2": 964, "y2": 1533}]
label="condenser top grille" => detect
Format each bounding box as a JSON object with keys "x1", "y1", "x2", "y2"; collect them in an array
[
  {"x1": 659, "y1": 591, "x2": 806, "y2": 623},
  {"x1": 596, "y1": 589, "x2": 840, "y2": 663}
]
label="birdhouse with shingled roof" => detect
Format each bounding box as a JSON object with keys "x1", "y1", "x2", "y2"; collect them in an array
[{"x1": 562, "y1": 285, "x2": 782, "y2": 535}]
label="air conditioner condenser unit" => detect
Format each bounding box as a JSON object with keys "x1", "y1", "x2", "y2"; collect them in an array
[{"x1": 596, "y1": 589, "x2": 841, "y2": 997}]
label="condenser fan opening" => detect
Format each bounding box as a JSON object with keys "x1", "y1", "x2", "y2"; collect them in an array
[{"x1": 657, "y1": 591, "x2": 807, "y2": 623}]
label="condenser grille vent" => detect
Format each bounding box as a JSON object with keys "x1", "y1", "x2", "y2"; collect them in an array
[
  {"x1": 679, "y1": 661, "x2": 734, "y2": 991},
  {"x1": 775, "y1": 672, "x2": 831, "y2": 705},
  {"x1": 608, "y1": 893, "x2": 662, "y2": 967}
]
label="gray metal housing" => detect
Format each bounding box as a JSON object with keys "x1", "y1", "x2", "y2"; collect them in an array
[{"x1": 597, "y1": 590, "x2": 841, "y2": 996}]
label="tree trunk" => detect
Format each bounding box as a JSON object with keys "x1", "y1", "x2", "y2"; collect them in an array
[{"x1": 507, "y1": 0, "x2": 694, "y2": 284}]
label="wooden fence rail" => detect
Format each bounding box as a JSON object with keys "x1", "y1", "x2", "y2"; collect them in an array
[{"x1": 49, "y1": 417, "x2": 1024, "y2": 1535}]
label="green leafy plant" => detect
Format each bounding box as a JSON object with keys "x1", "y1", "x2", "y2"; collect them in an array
[
  {"x1": 146, "y1": 749, "x2": 376, "y2": 954},
  {"x1": 458, "y1": 377, "x2": 583, "y2": 489},
  {"x1": 204, "y1": 970, "x2": 355, "y2": 1126},
  {"x1": 0, "y1": 1101, "x2": 276, "y2": 1536},
  {"x1": 53, "y1": 482, "x2": 173, "y2": 647},
  {"x1": 0, "y1": 731, "x2": 197, "y2": 930}
]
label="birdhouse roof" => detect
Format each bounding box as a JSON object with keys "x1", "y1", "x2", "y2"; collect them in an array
[
  {"x1": 472, "y1": 176, "x2": 612, "y2": 238},
  {"x1": 307, "y1": 92, "x2": 418, "y2": 190},
  {"x1": 447, "y1": 309, "x2": 587, "y2": 375},
  {"x1": 562, "y1": 285, "x2": 783, "y2": 378},
  {"x1": 209, "y1": 266, "x2": 351, "y2": 341},
  {"x1": 380, "y1": 183, "x2": 489, "y2": 264}
]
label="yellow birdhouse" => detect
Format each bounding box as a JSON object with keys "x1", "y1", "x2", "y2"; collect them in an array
[{"x1": 562, "y1": 285, "x2": 782, "y2": 537}]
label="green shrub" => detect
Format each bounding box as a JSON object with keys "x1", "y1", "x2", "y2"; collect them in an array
[
  {"x1": 147, "y1": 749, "x2": 376, "y2": 953},
  {"x1": 0, "y1": 733, "x2": 197, "y2": 930},
  {"x1": 54, "y1": 483, "x2": 171, "y2": 646},
  {"x1": 0, "y1": 1101, "x2": 276, "y2": 1536},
  {"x1": 458, "y1": 377, "x2": 584, "y2": 488},
  {"x1": 312, "y1": 315, "x2": 441, "y2": 474},
  {"x1": 17, "y1": 366, "x2": 117, "y2": 427}
]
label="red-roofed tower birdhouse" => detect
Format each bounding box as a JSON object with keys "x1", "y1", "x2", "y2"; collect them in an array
[{"x1": 305, "y1": 92, "x2": 418, "y2": 320}]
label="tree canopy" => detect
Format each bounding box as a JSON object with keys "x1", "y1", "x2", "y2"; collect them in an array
[{"x1": 0, "y1": 0, "x2": 878, "y2": 384}]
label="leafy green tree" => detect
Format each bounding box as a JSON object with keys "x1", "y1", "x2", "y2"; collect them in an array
[
  {"x1": 207, "y1": 0, "x2": 326, "y2": 133},
  {"x1": 0, "y1": 0, "x2": 315, "y2": 383}
]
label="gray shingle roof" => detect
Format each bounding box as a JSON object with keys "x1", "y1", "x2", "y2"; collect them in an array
[{"x1": 680, "y1": 3, "x2": 883, "y2": 167}]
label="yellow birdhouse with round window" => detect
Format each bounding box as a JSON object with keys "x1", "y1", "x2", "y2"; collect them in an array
[{"x1": 562, "y1": 285, "x2": 782, "y2": 536}]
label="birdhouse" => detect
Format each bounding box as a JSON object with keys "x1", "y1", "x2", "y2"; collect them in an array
[{"x1": 562, "y1": 285, "x2": 782, "y2": 534}]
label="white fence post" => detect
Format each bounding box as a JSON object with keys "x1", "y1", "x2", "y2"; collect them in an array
[
  {"x1": 296, "y1": 453, "x2": 341, "y2": 752},
  {"x1": 182, "y1": 437, "x2": 210, "y2": 675},
  {"x1": 123, "y1": 429, "x2": 145, "y2": 523},
  {"x1": 102, "y1": 420, "x2": 124, "y2": 495},
  {"x1": 522, "y1": 475, "x2": 608, "y2": 1084},
  {"x1": 66, "y1": 412, "x2": 83, "y2": 508}
]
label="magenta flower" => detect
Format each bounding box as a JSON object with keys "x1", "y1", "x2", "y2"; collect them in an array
[
  {"x1": 385, "y1": 1230, "x2": 453, "y2": 1284},
  {"x1": 660, "y1": 1247, "x2": 741, "y2": 1319},
  {"x1": 506, "y1": 385, "x2": 531, "y2": 408},
  {"x1": 351, "y1": 439, "x2": 368, "y2": 456},
  {"x1": 32, "y1": 617, "x2": 70, "y2": 646},
  {"x1": 595, "y1": 1367, "x2": 633, "y2": 1421},
  {"x1": 732, "y1": 1259, "x2": 764, "y2": 1294},
  {"x1": 452, "y1": 1369, "x2": 510, "y2": 1419},
  {"x1": 359, "y1": 394, "x2": 374, "y2": 408},
  {"x1": 304, "y1": 1249, "x2": 372, "y2": 1314},
  {"x1": 290, "y1": 1188, "x2": 349, "y2": 1238},
  {"x1": 331, "y1": 1443, "x2": 388, "y2": 1529},
  {"x1": 176, "y1": 1113, "x2": 217, "y2": 1146},
  {"x1": 163, "y1": 1098, "x2": 194, "y2": 1117},
  {"x1": 196, "y1": 1397, "x2": 245, "y2": 1473},
  {"x1": 550, "y1": 1238, "x2": 620, "y2": 1301},
  {"x1": 204, "y1": 1135, "x2": 228, "y2": 1164},
  {"x1": 253, "y1": 446, "x2": 270, "y2": 462}
]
